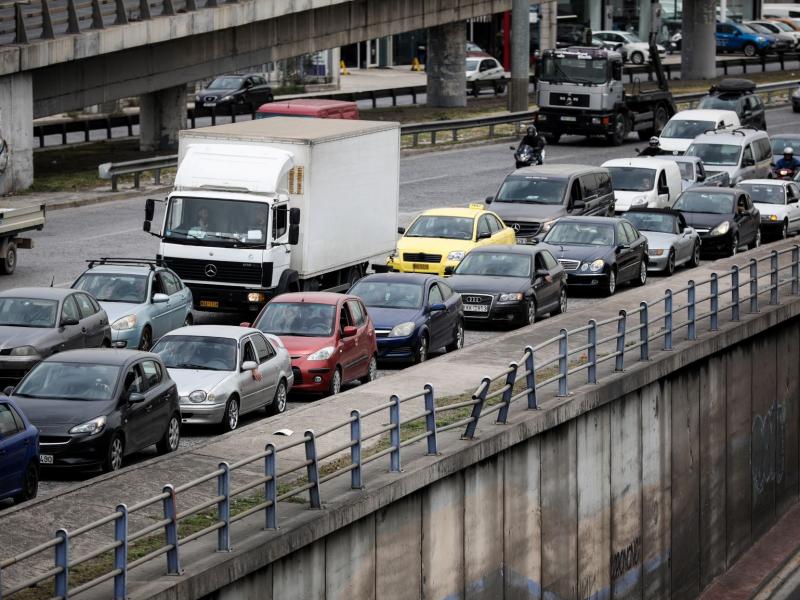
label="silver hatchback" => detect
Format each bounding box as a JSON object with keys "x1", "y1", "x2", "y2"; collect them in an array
[{"x1": 151, "y1": 325, "x2": 293, "y2": 431}]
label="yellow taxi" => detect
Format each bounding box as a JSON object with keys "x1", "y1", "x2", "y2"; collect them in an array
[{"x1": 387, "y1": 205, "x2": 516, "y2": 276}]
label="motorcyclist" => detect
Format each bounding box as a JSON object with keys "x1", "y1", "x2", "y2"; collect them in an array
[
  {"x1": 515, "y1": 125, "x2": 546, "y2": 167},
  {"x1": 638, "y1": 136, "x2": 662, "y2": 157},
  {"x1": 774, "y1": 147, "x2": 800, "y2": 172}
]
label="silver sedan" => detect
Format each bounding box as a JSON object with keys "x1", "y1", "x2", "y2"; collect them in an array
[
  {"x1": 151, "y1": 325, "x2": 293, "y2": 432},
  {"x1": 622, "y1": 209, "x2": 701, "y2": 275}
]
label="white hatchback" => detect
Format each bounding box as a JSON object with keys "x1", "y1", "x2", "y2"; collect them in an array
[
  {"x1": 737, "y1": 179, "x2": 800, "y2": 240},
  {"x1": 659, "y1": 109, "x2": 740, "y2": 155}
]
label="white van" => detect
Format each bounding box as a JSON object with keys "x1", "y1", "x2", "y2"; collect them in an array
[
  {"x1": 762, "y1": 3, "x2": 800, "y2": 19},
  {"x1": 602, "y1": 158, "x2": 683, "y2": 212},
  {"x1": 659, "y1": 109, "x2": 740, "y2": 154}
]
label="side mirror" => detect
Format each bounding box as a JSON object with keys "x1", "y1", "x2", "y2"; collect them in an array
[
  {"x1": 241, "y1": 360, "x2": 258, "y2": 371},
  {"x1": 398, "y1": 227, "x2": 406, "y2": 235},
  {"x1": 239, "y1": 321, "x2": 252, "y2": 327},
  {"x1": 429, "y1": 303, "x2": 446, "y2": 313},
  {"x1": 535, "y1": 269, "x2": 549, "y2": 277},
  {"x1": 616, "y1": 243, "x2": 630, "y2": 253},
  {"x1": 128, "y1": 392, "x2": 146, "y2": 404},
  {"x1": 3, "y1": 386, "x2": 13, "y2": 396},
  {"x1": 743, "y1": 158, "x2": 755, "y2": 167},
  {"x1": 477, "y1": 231, "x2": 492, "y2": 240},
  {"x1": 143, "y1": 220, "x2": 151, "y2": 233},
  {"x1": 288, "y1": 224, "x2": 300, "y2": 246},
  {"x1": 342, "y1": 325, "x2": 357, "y2": 338},
  {"x1": 572, "y1": 199, "x2": 586, "y2": 210},
  {"x1": 444, "y1": 265, "x2": 455, "y2": 276},
  {"x1": 145, "y1": 198, "x2": 155, "y2": 222},
  {"x1": 152, "y1": 293, "x2": 169, "y2": 304},
  {"x1": 289, "y1": 207, "x2": 301, "y2": 226},
  {"x1": 697, "y1": 173, "x2": 706, "y2": 182},
  {"x1": 61, "y1": 317, "x2": 79, "y2": 327},
  {"x1": 484, "y1": 195, "x2": 494, "y2": 205}
]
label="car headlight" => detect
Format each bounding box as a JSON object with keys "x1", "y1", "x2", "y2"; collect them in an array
[
  {"x1": 69, "y1": 415, "x2": 106, "y2": 435},
  {"x1": 221, "y1": 95, "x2": 234, "y2": 102},
  {"x1": 188, "y1": 390, "x2": 216, "y2": 403},
  {"x1": 648, "y1": 249, "x2": 665, "y2": 256},
  {"x1": 757, "y1": 36, "x2": 766, "y2": 42},
  {"x1": 447, "y1": 251, "x2": 466, "y2": 262},
  {"x1": 498, "y1": 292, "x2": 524, "y2": 302},
  {"x1": 111, "y1": 315, "x2": 137, "y2": 331},
  {"x1": 710, "y1": 221, "x2": 730, "y2": 236},
  {"x1": 631, "y1": 195, "x2": 649, "y2": 206},
  {"x1": 588, "y1": 259, "x2": 605, "y2": 272},
  {"x1": 9, "y1": 345, "x2": 40, "y2": 357},
  {"x1": 389, "y1": 322, "x2": 416, "y2": 337},
  {"x1": 308, "y1": 346, "x2": 335, "y2": 360},
  {"x1": 541, "y1": 219, "x2": 557, "y2": 233},
  {"x1": 769, "y1": 214, "x2": 779, "y2": 221}
]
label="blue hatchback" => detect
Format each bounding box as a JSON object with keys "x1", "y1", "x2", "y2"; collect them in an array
[
  {"x1": 716, "y1": 22, "x2": 775, "y2": 57},
  {"x1": 349, "y1": 273, "x2": 464, "y2": 364},
  {"x1": 0, "y1": 397, "x2": 39, "y2": 505}
]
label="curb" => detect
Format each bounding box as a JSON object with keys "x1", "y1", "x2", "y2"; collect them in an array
[{"x1": 13, "y1": 185, "x2": 172, "y2": 212}]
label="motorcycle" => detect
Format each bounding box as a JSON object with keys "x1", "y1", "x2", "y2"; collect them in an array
[
  {"x1": 770, "y1": 165, "x2": 797, "y2": 181},
  {"x1": 511, "y1": 143, "x2": 545, "y2": 168}
]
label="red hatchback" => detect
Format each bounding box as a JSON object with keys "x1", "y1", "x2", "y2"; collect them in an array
[{"x1": 249, "y1": 293, "x2": 377, "y2": 396}]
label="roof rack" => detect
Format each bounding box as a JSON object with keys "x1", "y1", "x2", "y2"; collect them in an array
[
  {"x1": 709, "y1": 78, "x2": 756, "y2": 95},
  {"x1": 86, "y1": 258, "x2": 160, "y2": 270}
]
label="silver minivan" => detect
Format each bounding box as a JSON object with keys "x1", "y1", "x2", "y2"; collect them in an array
[{"x1": 685, "y1": 127, "x2": 772, "y2": 185}]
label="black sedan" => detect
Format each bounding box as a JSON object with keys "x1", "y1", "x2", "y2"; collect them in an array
[
  {"x1": 537, "y1": 217, "x2": 649, "y2": 296},
  {"x1": 447, "y1": 245, "x2": 566, "y2": 326},
  {"x1": 0, "y1": 288, "x2": 111, "y2": 382},
  {"x1": 672, "y1": 187, "x2": 761, "y2": 257},
  {"x1": 194, "y1": 74, "x2": 274, "y2": 115},
  {"x1": 6, "y1": 350, "x2": 181, "y2": 472}
]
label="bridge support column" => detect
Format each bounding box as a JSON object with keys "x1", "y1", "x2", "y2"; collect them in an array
[
  {"x1": 426, "y1": 22, "x2": 466, "y2": 108},
  {"x1": 0, "y1": 72, "x2": 33, "y2": 194},
  {"x1": 139, "y1": 85, "x2": 187, "y2": 152},
  {"x1": 681, "y1": 0, "x2": 716, "y2": 80},
  {"x1": 508, "y1": 0, "x2": 530, "y2": 112}
]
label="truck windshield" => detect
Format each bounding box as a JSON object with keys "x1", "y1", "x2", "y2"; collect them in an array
[
  {"x1": 685, "y1": 143, "x2": 741, "y2": 166},
  {"x1": 660, "y1": 119, "x2": 716, "y2": 139},
  {"x1": 495, "y1": 176, "x2": 567, "y2": 205},
  {"x1": 607, "y1": 167, "x2": 656, "y2": 192},
  {"x1": 540, "y1": 55, "x2": 608, "y2": 84},
  {"x1": 164, "y1": 197, "x2": 269, "y2": 247}
]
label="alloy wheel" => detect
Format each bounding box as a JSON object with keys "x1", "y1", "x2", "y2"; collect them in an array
[
  {"x1": 456, "y1": 322, "x2": 464, "y2": 349},
  {"x1": 109, "y1": 436, "x2": 124, "y2": 471},
  {"x1": 417, "y1": 337, "x2": 428, "y2": 363},
  {"x1": 559, "y1": 288, "x2": 568, "y2": 314},
  {"x1": 330, "y1": 369, "x2": 342, "y2": 395},
  {"x1": 366, "y1": 356, "x2": 378, "y2": 381},
  {"x1": 607, "y1": 270, "x2": 617, "y2": 295},
  {"x1": 167, "y1": 417, "x2": 180, "y2": 451},
  {"x1": 275, "y1": 382, "x2": 287, "y2": 412},
  {"x1": 138, "y1": 327, "x2": 152, "y2": 351},
  {"x1": 528, "y1": 299, "x2": 537, "y2": 324},
  {"x1": 226, "y1": 398, "x2": 239, "y2": 431},
  {"x1": 667, "y1": 250, "x2": 676, "y2": 275}
]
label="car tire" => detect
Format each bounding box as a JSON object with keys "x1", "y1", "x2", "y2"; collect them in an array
[
  {"x1": 13, "y1": 463, "x2": 38, "y2": 503},
  {"x1": 730, "y1": 234, "x2": 739, "y2": 257},
  {"x1": 359, "y1": 355, "x2": 378, "y2": 384},
  {"x1": 743, "y1": 43, "x2": 757, "y2": 57},
  {"x1": 493, "y1": 78, "x2": 506, "y2": 94},
  {"x1": 605, "y1": 268, "x2": 617, "y2": 296},
  {"x1": 0, "y1": 240, "x2": 17, "y2": 275},
  {"x1": 749, "y1": 228, "x2": 761, "y2": 249},
  {"x1": 267, "y1": 379, "x2": 288, "y2": 416},
  {"x1": 446, "y1": 320, "x2": 465, "y2": 352},
  {"x1": 101, "y1": 338, "x2": 111, "y2": 348},
  {"x1": 688, "y1": 242, "x2": 701, "y2": 268},
  {"x1": 781, "y1": 221, "x2": 789, "y2": 240},
  {"x1": 553, "y1": 287, "x2": 567, "y2": 315},
  {"x1": 471, "y1": 82, "x2": 481, "y2": 98},
  {"x1": 156, "y1": 414, "x2": 181, "y2": 454},
  {"x1": 666, "y1": 249, "x2": 676, "y2": 275},
  {"x1": 522, "y1": 298, "x2": 537, "y2": 326},
  {"x1": 633, "y1": 259, "x2": 648, "y2": 286},
  {"x1": 631, "y1": 51, "x2": 645, "y2": 64},
  {"x1": 103, "y1": 433, "x2": 124, "y2": 473},
  {"x1": 414, "y1": 334, "x2": 429, "y2": 364},
  {"x1": 329, "y1": 368, "x2": 343, "y2": 395},
  {"x1": 221, "y1": 396, "x2": 240, "y2": 432},
  {"x1": 184, "y1": 312, "x2": 194, "y2": 327},
  {"x1": 138, "y1": 326, "x2": 152, "y2": 351}
]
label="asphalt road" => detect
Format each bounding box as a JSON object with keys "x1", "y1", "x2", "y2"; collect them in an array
[{"x1": 11, "y1": 102, "x2": 800, "y2": 498}]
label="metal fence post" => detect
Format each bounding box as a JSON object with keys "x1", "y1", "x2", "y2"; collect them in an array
[
  {"x1": 217, "y1": 462, "x2": 231, "y2": 552},
  {"x1": 750, "y1": 259, "x2": 759, "y2": 313},
  {"x1": 688, "y1": 280, "x2": 697, "y2": 341},
  {"x1": 731, "y1": 266, "x2": 740, "y2": 321},
  {"x1": 664, "y1": 290, "x2": 673, "y2": 350},
  {"x1": 264, "y1": 443, "x2": 277, "y2": 529},
  {"x1": 303, "y1": 431, "x2": 322, "y2": 508},
  {"x1": 464, "y1": 377, "x2": 490, "y2": 439},
  {"x1": 423, "y1": 384, "x2": 438, "y2": 455},
  {"x1": 639, "y1": 302, "x2": 649, "y2": 361},
  {"x1": 113, "y1": 505, "x2": 128, "y2": 600},
  {"x1": 54, "y1": 529, "x2": 69, "y2": 599},
  {"x1": 792, "y1": 245, "x2": 799, "y2": 296},
  {"x1": 389, "y1": 394, "x2": 401, "y2": 472},
  {"x1": 162, "y1": 485, "x2": 181, "y2": 575},
  {"x1": 588, "y1": 319, "x2": 597, "y2": 384},
  {"x1": 615, "y1": 311, "x2": 626, "y2": 372},
  {"x1": 770, "y1": 250, "x2": 779, "y2": 305},
  {"x1": 524, "y1": 346, "x2": 537, "y2": 409},
  {"x1": 710, "y1": 274, "x2": 719, "y2": 332},
  {"x1": 497, "y1": 362, "x2": 518, "y2": 424},
  {"x1": 350, "y1": 410, "x2": 363, "y2": 488},
  {"x1": 557, "y1": 329, "x2": 569, "y2": 396}
]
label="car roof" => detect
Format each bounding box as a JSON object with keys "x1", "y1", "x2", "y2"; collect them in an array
[
  {"x1": 771, "y1": 133, "x2": 800, "y2": 140},
  {"x1": 557, "y1": 216, "x2": 625, "y2": 224},
  {"x1": 670, "y1": 109, "x2": 739, "y2": 121},
  {"x1": 738, "y1": 179, "x2": 786, "y2": 186},
  {"x1": 161, "y1": 325, "x2": 262, "y2": 339},
  {"x1": 510, "y1": 164, "x2": 604, "y2": 179},
  {"x1": 421, "y1": 207, "x2": 488, "y2": 218},
  {"x1": 356, "y1": 273, "x2": 441, "y2": 285},
  {"x1": 690, "y1": 128, "x2": 767, "y2": 144},
  {"x1": 465, "y1": 244, "x2": 542, "y2": 256},
  {"x1": 271, "y1": 292, "x2": 352, "y2": 305},
  {"x1": 603, "y1": 157, "x2": 674, "y2": 169},
  {"x1": 0, "y1": 287, "x2": 74, "y2": 300},
  {"x1": 683, "y1": 186, "x2": 739, "y2": 195},
  {"x1": 625, "y1": 207, "x2": 683, "y2": 218},
  {"x1": 42, "y1": 349, "x2": 155, "y2": 366}
]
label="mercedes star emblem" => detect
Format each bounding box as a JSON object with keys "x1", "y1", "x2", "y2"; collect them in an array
[
  {"x1": 204, "y1": 264, "x2": 217, "y2": 278},
  {"x1": 513, "y1": 223, "x2": 521, "y2": 232}
]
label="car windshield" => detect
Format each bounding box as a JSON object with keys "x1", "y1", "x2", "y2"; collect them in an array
[
  {"x1": 747, "y1": 23, "x2": 771, "y2": 33},
  {"x1": 164, "y1": 196, "x2": 269, "y2": 248},
  {"x1": 771, "y1": 137, "x2": 800, "y2": 156},
  {"x1": 455, "y1": 252, "x2": 532, "y2": 277},
  {"x1": 73, "y1": 273, "x2": 148, "y2": 303},
  {"x1": 16, "y1": 362, "x2": 120, "y2": 401},
  {"x1": 349, "y1": 281, "x2": 423, "y2": 309},
  {"x1": 256, "y1": 302, "x2": 336, "y2": 337},
  {"x1": 607, "y1": 167, "x2": 656, "y2": 192},
  {"x1": 539, "y1": 55, "x2": 609, "y2": 84},
  {"x1": 466, "y1": 59, "x2": 480, "y2": 72},
  {"x1": 622, "y1": 212, "x2": 678, "y2": 234},
  {"x1": 673, "y1": 191, "x2": 735, "y2": 214},
  {"x1": 0, "y1": 298, "x2": 58, "y2": 328},
  {"x1": 738, "y1": 23, "x2": 758, "y2": 33},
  {"x1": 685, "y1": 143, "x2": 741, "y2": 166},
  {"x1": 405, "y1": 215, "x2": 474, "y2": 240},
  {"x1": 152, "y1": 335, "x2": 237, "y2": 371},
  {"x1": 544, "y1": 222, "x2": 615, "y2": 246},
  {"x1": 660, "y1": 119, "x2": 717, "y2": 139},
  {"x1": 737, "y1": 183, "x2": 786, "y2": 205},
  {"x1": 495, "y1": 176, "x2": 567, "y2": 204},
  {"x1": 675, "y1": 161, "x2": 695, "y2": 180},
  {"x1": 698, "y1": 95, "x2": 739, "y2": 112},
  {"x1": 772, "y1": 21, "x2": 794, "y2": 31},
  {"x1": 207, "y1": 77, "x2": 243, "y2": 90},
  {"x1": 620, "y1": 32, "x2": 643, "y2": 43}
]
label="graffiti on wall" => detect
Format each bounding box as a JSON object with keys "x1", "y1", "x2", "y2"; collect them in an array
[
  {"x1": 611, "y1": 535, "x2": 642, "y2": 580},
  {"x1": 752, "y1": 400, "x2": 786, "y2": 495}
]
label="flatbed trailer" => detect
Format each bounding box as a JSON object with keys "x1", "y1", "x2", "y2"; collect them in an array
[{"x1": 0, "y1": 204, "x2": 45, "y2": 275}]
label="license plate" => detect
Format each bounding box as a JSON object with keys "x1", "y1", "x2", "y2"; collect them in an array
[
  {"x1": 40, "y1": 454, "x2": 53, "y2": 465},
  {"x1": 204, "y1": 102, "x2": 217, "y2": 107},
  {"x1": 464, "y1": 304, "x2": 489, "y2": 313},
  {"x1": 199, "y1": 300, "x2": 219, "y2": 309},
  {"x1": 412, "y1": 263, "x2": 429, "y2": 270},
  {"x1": 516, "y1": 238, "x2": 533, "y2": 245},
  {"x1": 561, "y1": 115, "x2": 577, "y2": 122}
]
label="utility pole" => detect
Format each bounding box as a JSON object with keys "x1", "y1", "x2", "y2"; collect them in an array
[
  {"x1": 508, "y1": 0, "x2": 530, "y2": 112},
  {"x1": 681, "y1": 0, "x2": 716, "y2": 80}
]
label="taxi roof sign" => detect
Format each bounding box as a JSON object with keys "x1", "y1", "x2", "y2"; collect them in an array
[{"x1": 468, "y1": 203, "x2": 485, "y2": 210}]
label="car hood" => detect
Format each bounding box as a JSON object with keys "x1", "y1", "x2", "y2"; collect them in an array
[
  {"x1": 99, "y1": 302, "x2": 142, "y2": 324},
  {"x1": 167, "y1": 369, "x2": 232, "y2": 395},
  {"x1": 754, "y1": 203, "x2": 787, "y2": 218},
  {"x1": 0, "y1": 326, "x2": 58, "y2": 352},
  {"x1": 659, "y1": 138, "x2": 691, "y2": 153},
  {"x1": 196, "y1": 88, "x2": 239, "y2": 100},
  {"x1": 11, "y1": 396, "x2": 113, "y2": 430},
  {"x1": 448, "y1": 274, "x2": 529, "y2": 294},
  {"x1": 397, "y1": 237, "x2": 473, "y2": 256},
  {"x1": 614, "y1": 189, "x2": 655, "y2": 210},
  {"x1": 703, "y1": 166, "x2": 738, "y2": 178},
  {"x1": 489, "y1": 203, "x2": 567, "y2": 222},
  {"x1": 641, "y1": 231, "x2": 679, "y2": 250},
  {"x1": 539, "y1": 243, "x2": 609, "y2": 263},
  {"x1": 277, "y1": 336, "x2": 336, "y2": 357},
  {"x1": 680, "y1": 212, "x2": 732, "y2": 229},
  {"x1": 363, "y1": 307, "x2": 422, "y2": 330}
]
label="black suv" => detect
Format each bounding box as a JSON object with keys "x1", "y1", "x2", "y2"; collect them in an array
[
  {"x1": 194, "y1": 74, "x2": 274, "y2": 115},
  {"x1": 697, "y1": 79, "x2": 767, "y2": 130}
]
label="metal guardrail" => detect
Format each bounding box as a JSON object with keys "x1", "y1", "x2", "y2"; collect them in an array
[
  {"x1": 2, "y1": 243, "x2": 799, "y2": 599},
  {"x1": 98, "y1": 154, "x2": 177, "y2": 191}
]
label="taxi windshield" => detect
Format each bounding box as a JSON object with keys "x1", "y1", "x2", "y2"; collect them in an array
[{"x1": 405, "y1": 215, "x2": 474, "y2": 240}]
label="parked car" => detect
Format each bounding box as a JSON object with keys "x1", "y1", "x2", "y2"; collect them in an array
[
  {"x1": 447, "y1": 245, "x2": 566, "y2": 325},
  {"x1": 465, "y1": 56, "x2": 508, "y2": 96},
  {"x1": 72, "y1": 259, "x2": 193, "y2": 351},
  {"x1": 152, "y1": 326, "x2": 292, "y2": 431},
  {"x1": 592, "y1": 30, "x2": 666, "y2": 64},
  {"x1": 537, "y1": 217, "x2": 649, "y2": 296},
  {"x1": 7, "y1": 349, "x2": 181, "y2": 472},
  {"x1": 769, "y1": 133, "x2": 800, "y2": 158},
  {"x1": 602, "y1": 158, "x2": 683, "y2": 212},
  {"x1": 747, "y1": 20, "x2": 800, "y2": 48},
  {"x1": 194, "y1": 74, "x2": 274, "y2": 114},
  {"x1": 486, "y1": 165, "x2": 616, "y2": 242},
  {"x1": 658, "y1": 109, "x2": 740, "y2": 155},
  {"x1": 0, "y1": 288, "x2": 111, "y2": 382},
  {"x1": 715, "y1": 22, "x2": 777, "y2": 57},
  {"x1": 349, "y1": 274, "x2": 463, "y2": 364},
  {"x1": 669, "y1": 156, "x2": 731, "y2": 190},
  {"x1": 737, "y1": 179, "x2": 800, "y2": 240},
  {"x1": 0, "y1": 397, "x2": 39, "y2": 505},
  {"x1": 250, "y1": 292, "x2": 377, "y2": 396},
  {"x1": 745, "y1": 21, "x2": 796, "y2": 51},
  {"x1": 672, "y1": 187, "x2": 761, "y2": 256},
  {"x1": 697, "y1": 79, "x2": 766, "y2": 130},
  {"x1": 685, "y1": 127, "x2": 773, "y2": 184},
  {"x1": 622, "y1": 209, "x2": 701, "y2": 274}
]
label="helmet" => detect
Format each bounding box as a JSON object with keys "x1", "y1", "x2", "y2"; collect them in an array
[
  {"x1": 527, "y1": 125, "x2": 537, "y2": 138},
  {"x1": 784, "y1": 147, "x2": 794, "y2": 156},
  {"x1": 649, "y1": 136, "x2": 660, "y2": 147}
]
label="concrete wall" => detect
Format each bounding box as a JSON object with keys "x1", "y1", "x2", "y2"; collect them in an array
[{"x1": 199, "y1": 317, "x2": 800, "y2": 600}]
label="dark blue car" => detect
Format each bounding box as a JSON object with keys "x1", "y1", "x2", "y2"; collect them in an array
[
  {"x1": 349, "y1": 273, "x2": 463, "y2": 364},
  {"x1": 0, "y1": 397, "x2": 39, "y2": 505}
]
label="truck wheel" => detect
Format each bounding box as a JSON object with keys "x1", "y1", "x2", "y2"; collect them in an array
[
  {"x1": 606, "y1": 114, "x2": 627, "y2": 146},
  {"x1": 653, "y1": 104, "x2": 670, "y2": 135},
  {"x1": 743, "y1": 43, "x2": 757, "y2": 57},
  {"x1": 0, "y1": 240, "x2": 16, "y2": 275}
]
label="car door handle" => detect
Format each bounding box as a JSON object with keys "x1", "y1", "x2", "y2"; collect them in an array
[{"x1": 81, "y1": 327, "x2": 87, "y2": 333}]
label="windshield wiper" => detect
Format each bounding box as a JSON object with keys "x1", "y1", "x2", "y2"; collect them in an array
[
  {"x1": 206, "y1": 232, "x2": 244, "y2": 244},
  {"x1": 0, "y1": 323, "x2": 44, "y2": 328},
  {"x1": 173, "y1": 363, "x2": 211, "y2": 370}
]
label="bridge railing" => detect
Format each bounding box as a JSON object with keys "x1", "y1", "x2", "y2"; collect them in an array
[{"x1": 2, "y1": 244, "x2": 800, "y2": 599}]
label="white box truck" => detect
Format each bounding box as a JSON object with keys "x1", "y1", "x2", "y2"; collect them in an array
[{"x1": 143, "y1": 117, "x2": 400, "y2": 314}]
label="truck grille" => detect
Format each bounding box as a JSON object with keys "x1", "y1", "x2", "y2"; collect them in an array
[
  {"x1": 163, "y1": 257, "x2": 262, "y2": 285},
  {"x1": 403, "y1": 253, "x2": 442, "y2": 263},
  {"x1": 505, "y1": 221, "x2": 541, "y2": 237},
  {"x1": 558, "y1": 259, "x2": 581, "y2": 271},
  {"x1": 548, "y1": 92, "x2": 590, "y2": 108}
]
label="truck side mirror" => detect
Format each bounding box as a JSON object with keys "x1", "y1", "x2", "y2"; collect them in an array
[
  {"x1": 143, "y1": 220, "x2": 151, "y2": 233},
  {"x1": 289, "y1": 207, "x2": 301, "y2": 226},
  {"x1": 288, "y1": 224, "x2": 300, "y2": 246},
  {"x1": 145, "y1": 198, "x2": 155, "y2": 221}
]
